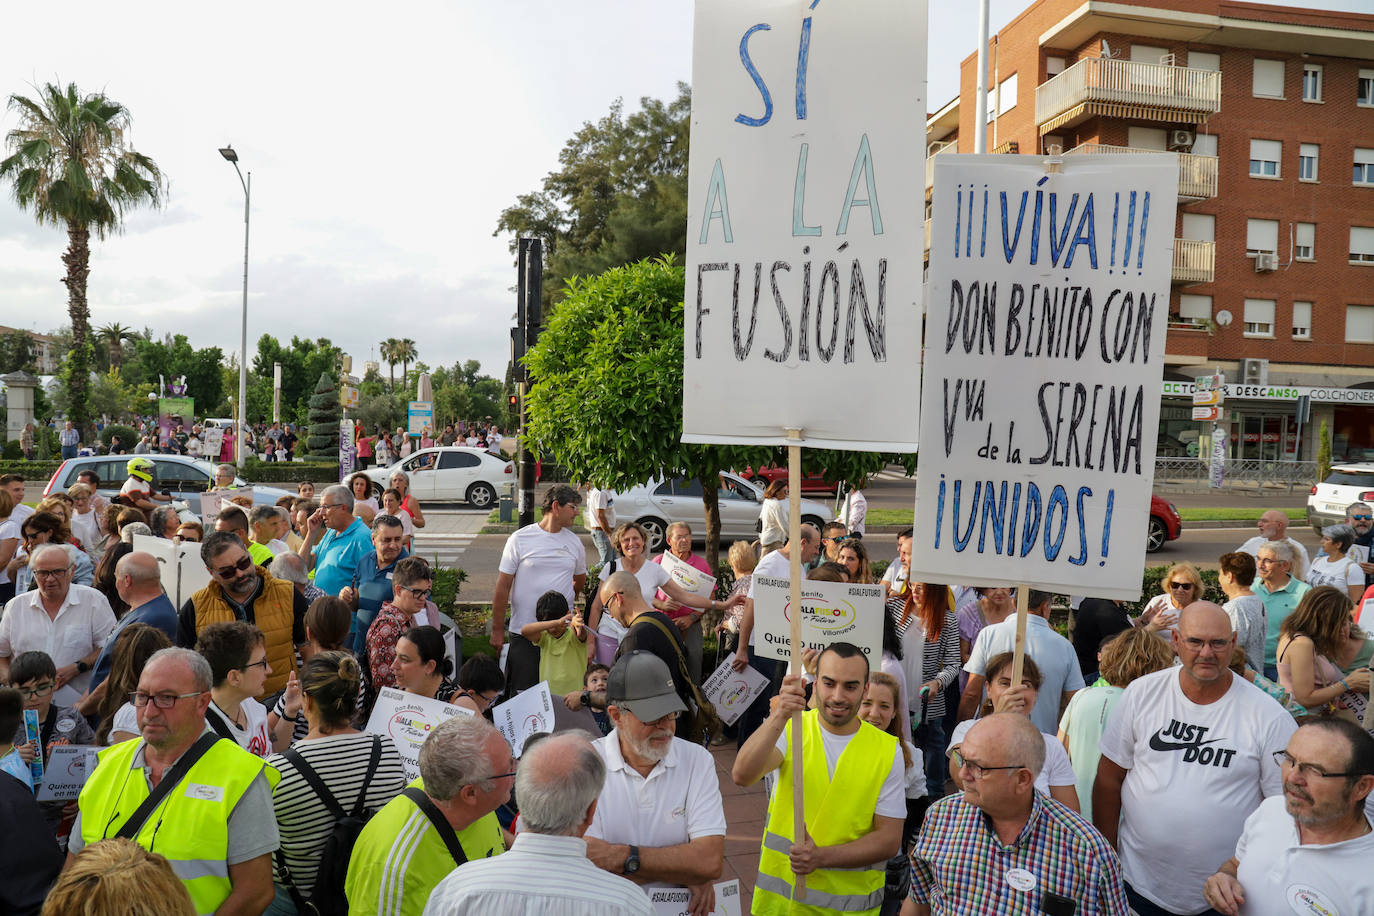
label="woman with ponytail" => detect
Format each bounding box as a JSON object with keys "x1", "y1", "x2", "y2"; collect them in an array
[{"x1": 265, "y1": 650, "x2": 408, "y2": 915}]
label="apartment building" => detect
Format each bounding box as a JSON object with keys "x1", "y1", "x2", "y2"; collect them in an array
[{"x1": 926, "y1": 0, "x2": 1374, "y2": 462}]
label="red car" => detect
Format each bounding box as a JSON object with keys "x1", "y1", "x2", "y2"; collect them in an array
[
  {"x1": 1148, "y1": 494, "x2": 1182, "y2": 553},
  {"x1": 736, "y1": 465, "x2": 839, "y2": 495}
]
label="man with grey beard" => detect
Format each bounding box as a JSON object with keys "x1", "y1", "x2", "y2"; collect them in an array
[
  {"x1": 584, "y1": 651, "x2": 725, "y2": 916},
  {"x1": 1203, "y1": 718, "x2": 1374, "y2": 915}
]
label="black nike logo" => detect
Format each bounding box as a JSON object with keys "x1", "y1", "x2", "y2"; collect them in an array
[{"x1": 1149, "y1": 731, "x2": 1221, "y2": 752}]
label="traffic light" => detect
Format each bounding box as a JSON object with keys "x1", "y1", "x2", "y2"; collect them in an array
[{"x1": 508, "y1": 393, "x2": 518, "y2": 410}]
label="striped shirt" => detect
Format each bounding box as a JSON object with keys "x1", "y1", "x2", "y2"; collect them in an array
[
  {"x1": 886, "y1": 599, "x2": 961, "y2": 720},
  {"x1": 911, "y1": 791, "x2": 1129, "y2": 916},
  {"x1": 267, "y1": 732, "x2": 408, "y2": 898}
]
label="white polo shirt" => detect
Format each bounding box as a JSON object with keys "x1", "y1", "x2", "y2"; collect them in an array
[
  {"x1": 587, "y1": 731, "x2": 726, "y2": 891},
  {"x1": 0, "y1": 583, "x2": 116, "y2": 704},
  {"x1": 1234, "y1": 795, "x2": 1374, "y2": 916}
]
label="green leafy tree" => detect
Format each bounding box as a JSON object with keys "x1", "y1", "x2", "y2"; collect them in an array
[
  {"x1": 0, "y1": 82, "x2": 165, "y2": 435},
  {"x1": 380, "y1": 338, "x2": 400, "y2": 391},
  {"x1": 495, "y1": 84, "x2": 690, "y2": 313},
  {"x1": 1318, "y1": 420, "x2": 1332, "y2": 482},
  {"x1": 396, "y1": 339, "x2": 418, "y2": 396},
  {"x1": 305, "y1": 372, "x2": 341, "y2": 460},
  {"x1": 250, "y1": 334, "x2": 342, "y2": 425},
  {"x1": 0, "y1": 330, "x2": 36, "y2": 373},
  {"x1": 95, "y1": 322, "x2": 136, "y2": 372}
]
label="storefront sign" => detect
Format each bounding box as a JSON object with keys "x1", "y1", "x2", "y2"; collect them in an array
[
  {"x1": 1195, "y1": 373, "x2": 1224, "y2": 391},
  {"x1": 682, "y1": 0, "x2": 927, "y2": 451},
  {"x1": 1192, "y1": 390, "x2": 1222, "y2": 406},
  {"x1": 914, "y1": 154, "x2": 1177, "y2": 599},
  {"x1": 1163, "y1": 381, "x2": 1374, "y2": 404},
  {"x1": 1192, "y1": 406, "x2": 1219, "y2": 421}
]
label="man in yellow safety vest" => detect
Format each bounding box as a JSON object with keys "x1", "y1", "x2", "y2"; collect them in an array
[{"x1": 733, "y1": 642, "x2": 905, "y2": 915}]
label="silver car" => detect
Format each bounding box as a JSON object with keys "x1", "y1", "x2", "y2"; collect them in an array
[
  {"x1": 613, "y1": 472, "x2": 831, "y2": 551},
  {"x1": 363, "y1": 447, "x2": 514, "y2": 510},
  {"x1": 44, "y1": 455, "x2": 294, "y2": 513}
]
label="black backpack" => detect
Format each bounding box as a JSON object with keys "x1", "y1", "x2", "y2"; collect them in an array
[{"x1": 275, "y1": 736, "x2": 383, "y2": 916}]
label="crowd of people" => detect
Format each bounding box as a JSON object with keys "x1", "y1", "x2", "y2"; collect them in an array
[{"x1": 2, "y1": 468, "x2": 1374, "y2": 916}]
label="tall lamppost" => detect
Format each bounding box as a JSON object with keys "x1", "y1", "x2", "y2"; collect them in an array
[{"x1": 219, "y1": 144, "x2": 250, "y2": 469}]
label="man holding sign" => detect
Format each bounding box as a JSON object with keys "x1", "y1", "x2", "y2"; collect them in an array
[{"x1": 733, "y1": 643, "x2": 903, "y2": 915}]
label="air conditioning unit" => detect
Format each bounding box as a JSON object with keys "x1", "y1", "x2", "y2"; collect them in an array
[
  {"x1": 1169, "y1": 129, "x2": 1196, "y2": 151},
  {"x1": 1240, "y1": 358, "x2": 1269, "y2": 386},
  {"x1": 1255, "y1": 251, "x2": 1279, "y2": 272}
]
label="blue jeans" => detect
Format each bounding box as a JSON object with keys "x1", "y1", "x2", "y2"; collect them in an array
[
  {"x1": 591, "y1": 529, "x2": 614, "y2": 565},
  {"x1": 61, "y1": 445, "x2": 77, "y2": 459},
  {"x1": 912, "y1": 716, "x2": 949, "y2": 797},
  {"x1": 736, "y1": 648, "x2": 782, "y2": 749},
  {"x1": 1125, "y1": 881, "x2": 1222, "y2": 916},
  {"x1": 263, "y1": 885, "x2": 299, "y2": 916}
]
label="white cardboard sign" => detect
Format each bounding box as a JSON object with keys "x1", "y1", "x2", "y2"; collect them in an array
[
  {"x1": 491, "y1": 681, "x2": 556, "y2": 756},
  {"x1": 659, "y1": 551, "x2": 716, "y2": 599},
  {"x1": 751, "y1": 576, "x2": 883, "y2": 662},
  {"x1": 651, "y1": 879, "x2": 743, "y2": 916},
  {"x1": 133, "y1": 535, "x2": 212, "y2": 609},
  {"x1": 682, "y1": 0, "x2": 926, "y2": 451},
  {"x1": 36, "y1": 745, "x2": 99, "y2": 801},
  {"x1": 910, "y1": 154, "x2": 1178, "y2": 600},
  {"x1": 364, "y1": 687, "x2": 472, "y2": 781},
  {"x1": 702, "y1": 657, "x2": 770, "y2": 726}
]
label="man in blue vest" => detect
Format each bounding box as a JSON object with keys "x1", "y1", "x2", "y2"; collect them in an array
[{"x1": 732, "y1": 642, "x2": 904, "y2": 915}]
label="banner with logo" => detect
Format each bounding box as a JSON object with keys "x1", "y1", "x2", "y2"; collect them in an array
[
  {"x1": 751, "y1": 576, "x2": 883, "y2": 662},
  {"x1": 702, "y1": 657, "x2": 770, "y2": 726},
  {"x1": 651, "y1": 879, "x2": 743, "y2": 916},
  {"x1": 364, "y1": 686, "x2": 473, "y2": 780},
  {"x1": 681, "y1": 0, "x2": 926, "y2": 451},
  {"x1": 659, "y1": 551, "x2": 716, "y2": 599},
  {"x1": 36, "y1": 745, "x2": 99, "y2": 802},
  {"x1": 491, "y1": 681, "x2": 555, "y2": 756},
  {"x1": 911, "y1": 154, "x2": 1177, "y2": 599}
]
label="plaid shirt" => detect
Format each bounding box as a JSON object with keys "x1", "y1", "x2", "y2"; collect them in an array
[{"x1": 911, "y1": 791, "x2": 1129, "y2": 916}]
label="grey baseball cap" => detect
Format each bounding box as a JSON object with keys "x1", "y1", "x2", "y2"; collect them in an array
[{"x1": 607, "y1": 651, "x2": 686, "y2": 723}]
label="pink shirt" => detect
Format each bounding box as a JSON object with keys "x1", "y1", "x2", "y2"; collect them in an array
[{"x1": 654, "y1": 551, "x2": 712, "y2": 620}]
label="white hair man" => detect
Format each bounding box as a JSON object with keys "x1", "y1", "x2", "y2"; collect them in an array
[{"x1": 1237, "y1": 510, "x2": 1309, "y2": 579}]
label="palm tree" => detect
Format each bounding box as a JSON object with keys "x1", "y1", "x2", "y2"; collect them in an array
[
  {"x1": 96, "y1": 321, "x2": 135, "y2": 372},
  {"x1": 380, "y1": 337, "x2": 400, "y2": 391},
  {"x1": 396, "y1": 338, "x2": 418, "y2": 394},
  {"x1": 0, "y1": 83, "x2": 164, "y2": 435}
]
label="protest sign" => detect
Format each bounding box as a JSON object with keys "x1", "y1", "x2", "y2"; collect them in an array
[
  {"x1": 910, "y1": 154, "x2": 1177, "y2": 600},
  {"x1": 491, "y1": 681, "x2": 555, "y2": 756},
  {"x1": 23, "y1": 708, "x2": 43, "y2": 786},
  {"x1": 751, "y1": 576, "x2": 883, "y2": 662},
  {"x1": 36, "y1": 745, "x2": 98, "y2": 802},
  {"x1": 650, "y1": 879, "x2": 743, "y2": 916},
  {"x1": 659, "y1": 551, "x2": 716, "y2": 599},
  {"x1": 339, "y1": 421, "x2": 356, "y2": 482},
  {"x1": 201, "y1": 490, "x2": 224, "y2": 532},
  {"x1": 202, "y1": 426, "x2": 224, "y2": 460},
  {"x1": 364, "y1": 687, "x2": 472, "y2": 781},
  {"x1": 133, "y1": 534, "x2": 211, "y2": 608},
  {"x1": 702, "y1": 657, "x2": 769, "y2": 726},
  {"x1": 682, "y1": 0, "x2": 926, "y2": 451}
]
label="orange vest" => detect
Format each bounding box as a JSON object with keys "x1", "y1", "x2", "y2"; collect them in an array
[{"x1": 192, "y1": 569, "x2": 297, "y2": 696}]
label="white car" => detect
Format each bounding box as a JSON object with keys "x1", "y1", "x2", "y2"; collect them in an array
[
  {"x1": 613, "y1": 472, "x2": 832, "y2": 551},
  {"x1": 1307, "y1": 462, "x2": 1374, "y2": 534},
  {"x1": 364, "y1": 447, "x2": 514, "y2": 509}
]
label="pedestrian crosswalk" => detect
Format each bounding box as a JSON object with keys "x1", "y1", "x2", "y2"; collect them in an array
[{"x1": 409, "y1": 531, "x2": 476, "y2": 571}]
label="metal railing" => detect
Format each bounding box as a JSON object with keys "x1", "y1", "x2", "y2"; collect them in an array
[
  {"x1": 1036, "y1": 57, "x2": 1222, "y2": 126},
  {"x1": 1065, "y1": 143, "x2": 1218, "y2": 199},
  {"x1": 1154, "y1": 458, "x2": 1318, "y2": 493},
  {"x1": 1173, "y1": 239, "x2": 1215, "y2": 284},
  {"x1": 924, "y1": 143, "x2": 954, "y2": 190}
]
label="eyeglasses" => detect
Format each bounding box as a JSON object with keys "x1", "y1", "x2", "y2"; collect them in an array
[
  {"x1": 16, "y1": 682, "x2": 54, "y2": 699},
  {"x1": 320, "y1": 502, "x2": 346, "y2": 512},
  {"x1": 238, "y1": 659, "x2": 269, "y2": 672},
  {"x1": 33, "y1": 566, "x2": 72, "y2": 579},
  {"x1": 1273, "y1": 750, "x2": 1354, "y2": 780},
  {"x1": 951, "y1": 748, "x2": 1024, "y2": 779},
  {"x1": 1352, "y1": 515, "x2": 1373, "y2": 521},
  {"x1": 1181, "y1": 637, "x2": 1231, "y2": 652},
  {"x1": 397, "y1": 585, "x2": 432, "y2": 600},
  {"x1": 213, "y1": 555, "x2": 254, "y2": 579},
  {"x1": 130, "y1": 691, "x2": 205, "y2": 709},
  {"x1": 1168, "y1": 581, "x2": 1194, "y2": 591}
]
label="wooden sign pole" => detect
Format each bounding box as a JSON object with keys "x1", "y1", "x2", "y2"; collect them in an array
[
  {"x1": 1009, "y1": 587, "x2": 1030, "y2": 689},
  {"x1": 786, "y1": 428, "x2": 807, "y2": 902}
]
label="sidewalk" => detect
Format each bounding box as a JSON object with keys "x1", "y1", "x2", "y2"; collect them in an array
[{"x1": 710, "y1": 742, "x2": 767, "y2": 911}]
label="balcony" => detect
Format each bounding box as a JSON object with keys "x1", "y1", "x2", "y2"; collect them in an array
[
  {"x1": 1173, "y1": 239, "x2": 1215, "y2": 284},
  {"x1": 1165, "y1": 321, "x2": 1211, "y2": 360},
  {"x1": 1036, "y1": 58, "x2": 1221, "y2": 135},
  {"x1": 1064, "y1": 143, "x2": 1218, "y2": 201},
  {"x1": 924, "y1": 142, "x2": 955, "y2": 192}
]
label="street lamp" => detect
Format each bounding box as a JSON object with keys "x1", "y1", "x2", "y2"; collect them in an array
[{"x1": 219, "y1": 144, "x2": 250, "y2": 469}]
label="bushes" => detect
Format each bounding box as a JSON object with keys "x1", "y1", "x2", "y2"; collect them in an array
[
  {"x1": 429, "y1": 566, "x2": 469, "y2": 612},
  {"x1": 241, "y1": 460, "x2": 338, "y2": 484},
  {"x1": 0, "y1": 460, "x2": 63, "y2": 480},
  {"x1": 99, "y1": 425, "x2": 139, "y2": 451}
]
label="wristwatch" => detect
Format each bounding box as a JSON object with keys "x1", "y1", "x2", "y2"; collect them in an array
[
  {"x1": 76, "y1": 660, "x2": 90, "y2": 674},
  {"x1": 580, "y1": 690, "x2": 592, "y2": 708},
  {"x1": 622, "y1": 845, "x2": 641, "y2": 875}
]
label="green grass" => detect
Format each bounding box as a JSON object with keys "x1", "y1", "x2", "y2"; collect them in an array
[{"x1": 1176, "y1": 507, "x2": 1304, "y2": 523}]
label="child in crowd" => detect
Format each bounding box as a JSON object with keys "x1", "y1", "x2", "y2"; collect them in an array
[
  {"x1": 520, "y1": 591, "x2": 587, "y2": 695},
  {"x1": 0, "y1": 687, "x2": 32, "y2": 789},
  {"x1": 582, "y1": 663, "x2": 611, "y2": 735},
  {"x1": 11, "y1": 651, "x2": 98, "y2": 831}
]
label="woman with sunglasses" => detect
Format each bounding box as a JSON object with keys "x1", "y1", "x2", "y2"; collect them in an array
[
  {"x1": 1307, "y1": 523, "x2": 1365, "y2": 604},
  {"x1": 7, "y1": 512, "x2": 95, "y2": 594},
  {"x1": 1138, "y1": 562, "x2": 1205, "y2": 639}
]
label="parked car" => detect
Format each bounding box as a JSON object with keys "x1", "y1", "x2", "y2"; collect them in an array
[
  {"x1": 1147, "y1": 494, "x2": 1183, "y2": 553},
  {"x1": 364, "y1": 447, "x2": 513, "y2": 509},
  {"x1": 736, "y1": 465, "x2": 839, "y2": 495},
  {"x1": 43, "y1": 455, "x2": 293, "y2": 514},
  {"x1": 1307, "y1": 463, "x2": 1374, "y2": 534},
  {"x1": 613, "y1": 472, "x2": 832, "y2": 552}
]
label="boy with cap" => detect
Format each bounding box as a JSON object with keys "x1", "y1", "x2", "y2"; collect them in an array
[{"x1": 584, "y1": 651, "x2": 726, "y2": 915}]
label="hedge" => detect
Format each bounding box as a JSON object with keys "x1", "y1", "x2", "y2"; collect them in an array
[
  {"x1": 0, "y1": 460, "x2": 63, "y2": 481},
  {"x1": 241, "y1": 460, "x2": 339, "y2": 484}
]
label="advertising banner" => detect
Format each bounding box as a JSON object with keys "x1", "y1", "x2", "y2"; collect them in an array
[
  {"x1": 751, "y1": 576, "x2": 883, "y2": 662},
  {"x1": 365, "y1": 687, "x2": 473, "y2": 781}
]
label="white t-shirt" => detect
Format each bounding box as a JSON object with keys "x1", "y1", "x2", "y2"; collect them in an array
[
  {"x1": 598, "y1": 558, "x2": 670, "y2": 603},
  {"x1": 1098, "y1": 667, "x2": 1299, "y2": 916},
  {"x1": 774, "y1": 723, "x2": 906, "y2": 819},
  {"x1": 70, "y1": 510, "x2": 100, "y2": 556},
  {"x1": 1233, "y1": 795, "x2": 1374, "y2": 916},
  {"x1": 841, "y1": 489, "x2": 868, "y2": 536},
  {"x1": 109, "y1": 702, "x2": 139, "y2": 743},
  {"x1": 759, "y1": 498, "x2": 787, "y2": 545},
  {"x1": 946, "y1": 720, "x2": 1076, "y2": 796},
  {"x1": 746, "y1": 549, "x2": 793, "y2": 647},
  {"x1": 499, "y1": 523, "x2": 588, "y2": 632},
  {"x1": 584, "y1": 489, "x2": 615, "y2": 532},
  {"x1": 0, "y1": 518, "x2": 20, "y2": 586},
  {"x1": 1306, "y1": 554, "x2": 1363, "y2": 593},
  {"x1": 206, "y1": 697, "x2": 272, "y2": 758},
  {"x1": 119, "y1": 478, "x2": 151, "y2": 501},
  {"x1": 963, "y1": 615, "x2": 1086, "y2": 735},
  {"x1": 1238, "y1": 535, "x2": 1310, "y2": 580}
]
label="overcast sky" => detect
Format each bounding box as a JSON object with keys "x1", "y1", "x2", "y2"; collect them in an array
[{"x1": 1, "y1": 0, "x2": 1367, "y2": 382}]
